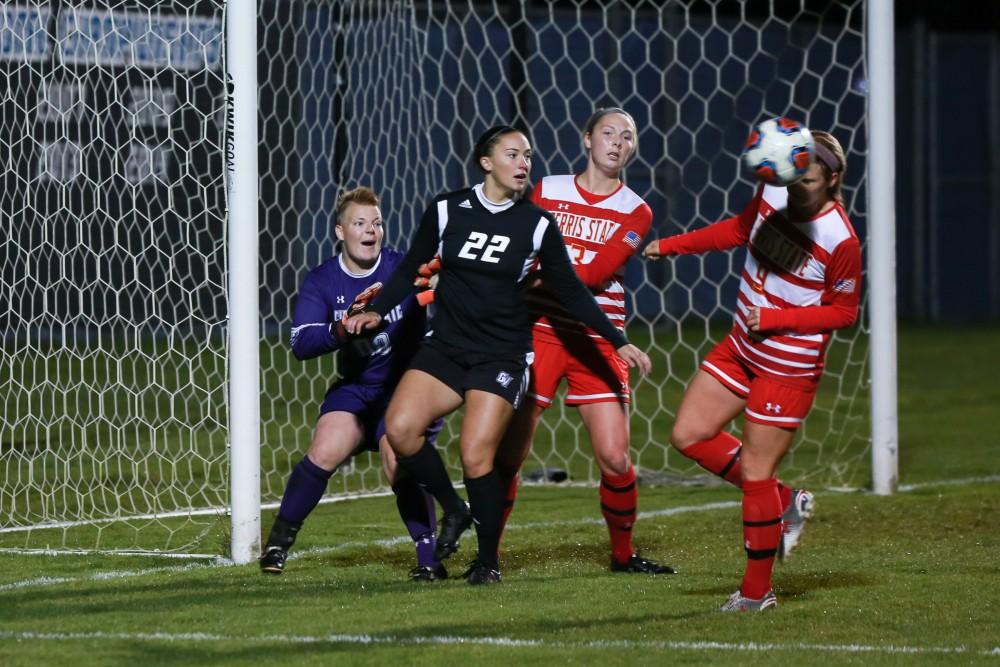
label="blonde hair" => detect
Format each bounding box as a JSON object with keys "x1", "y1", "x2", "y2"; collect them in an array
[
  {"x1": 811, "y1": 131, "x2": 846, "y2": 203},
  {"x1": 336, "y1": 186, "x2": 380, "y2": 220}
]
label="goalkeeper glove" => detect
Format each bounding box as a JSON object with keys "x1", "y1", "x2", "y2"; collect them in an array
[
  {"x1": 332, "y1": 282, "x2": 383, "y2": 341},
  {"x1": 414, "y1": 256, "x2": 441, "y2": 306}
]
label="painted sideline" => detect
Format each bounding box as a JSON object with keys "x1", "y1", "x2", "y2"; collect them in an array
[{"x1": 0, "y1": 630, "x2": 996, "y2": 658}]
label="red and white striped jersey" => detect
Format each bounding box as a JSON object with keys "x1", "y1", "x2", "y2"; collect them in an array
[
  {"x1": 526, "y1": 174, "x2": 652, "y2": 342},
  {"x1": 660, "y1": 184, "x2": 861, "y2": 383}
]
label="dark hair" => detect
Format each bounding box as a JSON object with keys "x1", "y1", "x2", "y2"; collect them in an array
[{"x1": 472, "y1": 125, "x2": 528, "y2": 172}]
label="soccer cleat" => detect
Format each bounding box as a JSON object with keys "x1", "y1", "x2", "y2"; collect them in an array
[
  {"x1": 259, "y1": 546, "x2": 289, "y2": 574},
  {"x1": 610, "y1": 553, "x2": 677, "y2": 575},
  {"x1": 778, "y1": 488, "x2": 815, "y2": 562},
  {"x1": 465, "y1": 560, "x2": 502, "y2": 586},
  {"x1": 408, "y1": 563, "x2": 448, "y2": 582},
  {"x1": 720, "y1": 589, "x2": 778, "y2": 612},
  {"x1": 432, "y1": 503, "x2": 473, "y2": 561}
]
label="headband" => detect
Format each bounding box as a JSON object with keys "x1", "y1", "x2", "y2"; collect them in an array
[{"x1": 813, "y1": 142, "x2": 841, "y2": 172}]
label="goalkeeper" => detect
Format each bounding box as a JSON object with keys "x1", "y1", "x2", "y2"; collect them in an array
[{"x1": 259, "y1": 186, "x2": 447, "y2": 582}]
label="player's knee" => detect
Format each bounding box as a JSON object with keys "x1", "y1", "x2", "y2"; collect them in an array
[
  {"x1": 595, "y1": 448, "x2": 631, "y2": 476},
  {"x1": 384, "y1": 415, "x2": 425, "y2": 455},
  {"x1": 739, "y1": 452, "x2": 777, "y2": 483},
  {"x1": 669, "y1": 422, "x2": 701, "y2": 451},
  {"x1": 461, "y1": 450, "x2": 493, "y2": 479}
]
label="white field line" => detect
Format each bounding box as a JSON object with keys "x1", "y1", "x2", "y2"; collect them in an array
[
  {"x1": 7, "y1": 472, "x2": 998, "y2": 537},
  {"x1": 0, "y1": 500, "x2": 737, "y2": 591},
  {"x1": 0, "y1": 630, "x2": 996, "y2": 658}
]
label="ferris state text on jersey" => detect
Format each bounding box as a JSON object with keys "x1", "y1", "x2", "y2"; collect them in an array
[{"x1": 527, "y1": 174, "x2": 652, "y2": 341}]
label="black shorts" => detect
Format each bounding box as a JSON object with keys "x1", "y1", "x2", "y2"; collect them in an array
[{"x1": 408, "y1": 337, "x2": 531, "y2": 408}]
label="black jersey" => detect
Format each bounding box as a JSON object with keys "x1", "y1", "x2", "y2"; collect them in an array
[{"x1": 370, "y1": 184, "x2": 628, "y2": 356}]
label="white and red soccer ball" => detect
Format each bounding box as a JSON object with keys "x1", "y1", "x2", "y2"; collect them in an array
[{"x1": 742, "y1": 117, "x2": 814, "y2": 186}]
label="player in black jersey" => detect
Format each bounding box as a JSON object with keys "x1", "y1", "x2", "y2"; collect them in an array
[{"x1": 346, "y1": 126, "x2": 652, "y2": 584}]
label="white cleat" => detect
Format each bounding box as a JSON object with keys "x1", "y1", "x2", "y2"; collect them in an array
[
  {"x1": 779, "y1": 488, "x2": 815, "y2": 562},
  {"x1": 720, "y1": 589, "x2": 777, "y2": 612}
]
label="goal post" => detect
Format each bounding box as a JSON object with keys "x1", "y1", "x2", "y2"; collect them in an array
[
  {"x1": 227, "y1": 0, "x2": 261, "y2": 564},
  {"x1": 866, "y1": 0, "x2": 899, "y2": 496}
]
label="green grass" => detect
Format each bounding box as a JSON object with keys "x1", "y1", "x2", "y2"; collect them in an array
[
  {"x1": 0, "y1": 323, "x2": 998, "y2": 664},
  {"x1": 0, "y1": 482, "x2": 997, "y2": 665}
]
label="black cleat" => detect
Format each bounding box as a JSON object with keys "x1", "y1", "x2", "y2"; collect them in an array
[
  {"x1": 259, "y1": 546, "x2": 289, "y2": 574},
  {"x1": 409, "y1": 563, "x2": 449, "y2": 582},
  {"x1": 432, "y1": 503, "x2": 473, "y2": 561},
  {"x1": 610, "y1": 553, "x2": 677, "y2": 575},
  {"x1": 465, "y1": 560, "x2": 502, "y2": 586}
]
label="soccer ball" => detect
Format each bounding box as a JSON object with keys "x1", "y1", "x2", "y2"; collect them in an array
[{"x1": 742, "y1": 117, "x2": 814, "y2": 186}]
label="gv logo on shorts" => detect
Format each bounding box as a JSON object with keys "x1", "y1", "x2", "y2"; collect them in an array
[{"x1": 496, "y1": 372, "x2": 514, "y2": 388}]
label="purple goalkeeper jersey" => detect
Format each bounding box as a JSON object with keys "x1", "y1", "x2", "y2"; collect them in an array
[{"x1": 289, "y1": 247, "x2": 424, "y2": 387}]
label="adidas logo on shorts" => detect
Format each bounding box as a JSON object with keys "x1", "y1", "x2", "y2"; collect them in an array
[{"x1": 496, "y1": 371, "x2": 514, "y2": 388}]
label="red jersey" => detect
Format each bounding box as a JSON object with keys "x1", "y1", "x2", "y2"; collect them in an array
[
  {"x1": 659, "y1": 184, "x2": 861, "y2": 382},
  {"x1": 527, "y1": 174, "x2": 652, "y2": 342}
]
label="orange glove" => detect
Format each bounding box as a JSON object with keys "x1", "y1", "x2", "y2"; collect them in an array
[
  {"x1": 346, "y1": 281, "x2": 383, "y2": 318},
  {"x1": 414, "y1": 256, "x2": 441, "y2": 306}
]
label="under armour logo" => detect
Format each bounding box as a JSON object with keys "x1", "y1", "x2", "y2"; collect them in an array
[
  {"x1": 496, "y1": 371, "x2": 514, "y2": 388},
  {"x1": 557, "y1": 203, "x2": 570, "y2": 210},
  {"x1": 459, "y1": 199, "x2": 472, "y2": 209},
  {"x1": 336, "y1": 295, "x2": 345, "y2": 304},
  {"x1": 764, "y1": 402, "x2": 782, "y2": 414}
]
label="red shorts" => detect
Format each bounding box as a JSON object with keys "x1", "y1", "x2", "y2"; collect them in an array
[
  {"x1": 701, "y1": 335, "x2": 817, "y2": 429},
  {"x1": 528, "y1": 332, "x2": 630, "y2": 408}
]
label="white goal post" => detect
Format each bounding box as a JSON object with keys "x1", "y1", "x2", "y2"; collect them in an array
[{"x1": 0, "y1": 0, "x2": 896, "y2": 561}]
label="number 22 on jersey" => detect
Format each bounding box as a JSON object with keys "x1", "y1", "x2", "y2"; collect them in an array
[{"x1": 457, "y1": 231, "x2": 510, "y2": 264}]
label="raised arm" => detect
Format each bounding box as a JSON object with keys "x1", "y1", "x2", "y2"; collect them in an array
[
  {"x1": 643, "y1": 186, "x2": 762, "y2": 259},
  {"x1": 574, "y1": 204, "x2": 653, "y2": 288},
  {"x1": 349, "y1": 200, "x2": 441, "y2": 334}
]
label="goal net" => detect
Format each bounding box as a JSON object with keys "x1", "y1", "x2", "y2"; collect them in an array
[{"x1": 0, "y1": 0, "x2": 871, "y2": 555}]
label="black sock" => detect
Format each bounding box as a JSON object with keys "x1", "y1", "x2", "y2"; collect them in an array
[
  {"x1": 265, "y1": 515, "x2": 302, "y2": 550},
  {"x1": 395, "y1": 441, "x2": 465, "y2": 516},
  {"x1": 465, "y1": 470, "x2": 503, "y2": 570}
]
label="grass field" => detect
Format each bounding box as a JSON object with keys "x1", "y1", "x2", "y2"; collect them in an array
[{"x1": 1, "y1": 324, "x2": 998, "y2": 664}]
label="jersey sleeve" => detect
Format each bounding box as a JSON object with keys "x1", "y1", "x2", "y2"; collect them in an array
[
  {"x1": 289, "y1": 270, "x2": 339, "y2": 360},
  {"x1": 657, "y1": 186, "x2": 762, "y2": 256},
  {"x1": 574, "y1": 202, "x2": 652, "y2": 288},
  {"x1": 369, "y1": 200, "x2": 441, "y2": 318},
  {"x1": 536, "y1": 218, "x2": 629, "y2": 349},
  {"x1": 757, "y1": 237, "x2": 862, "y2": 334}
]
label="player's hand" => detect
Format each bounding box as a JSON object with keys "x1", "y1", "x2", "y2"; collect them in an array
[
  {"x1": 642, "y1": 239, "x2": 666, "y2": 260},
  {"x1": 414, "y1": 256, "x2": 441, "y2": 305},
  {"x1": 344, "y1": 311, "x2": 383, "y2": 335},
  {"x1": 347, "y1": 282, "x2": 383, "y2": 318},
  {"x1": 616, "y1": 344, "x2": 652, "y2": 377},
  {"x1": 414, "y1": 256, "x2": 442, "y2": 288},
  {"x1": 747, "y1": 306, "x2": 761, "y2": 332}
]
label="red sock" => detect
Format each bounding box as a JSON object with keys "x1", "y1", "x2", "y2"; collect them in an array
[
  {"x1": 740, "y1": 478, "x2": 782, "y2": 599},
  {"x1": 680, "y1": 432, "x2": 743, "y2": 486},
  {"x1": 495, "y1": 465, "x2": 520, "y2": 559},
  {"x1": 778, "y1": 483, "x2": 793, "y2": 512},
  {"x1": 681, "y1": 433, "x2": 794, "y2": 511},
  {"x1": 600, "y1": 467, "x2": 637, "y2": 563}
]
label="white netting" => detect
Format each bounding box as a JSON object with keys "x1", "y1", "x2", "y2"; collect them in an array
[
  {"x1": 1, "y1": 1, "x2": 227, "y2": 551},
  {"x1": 0, "y1": 0, "x2": 872, "y2": 554},
  {"x1": 257, "y1": 0, "x2": 871, "y2": 504}
]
